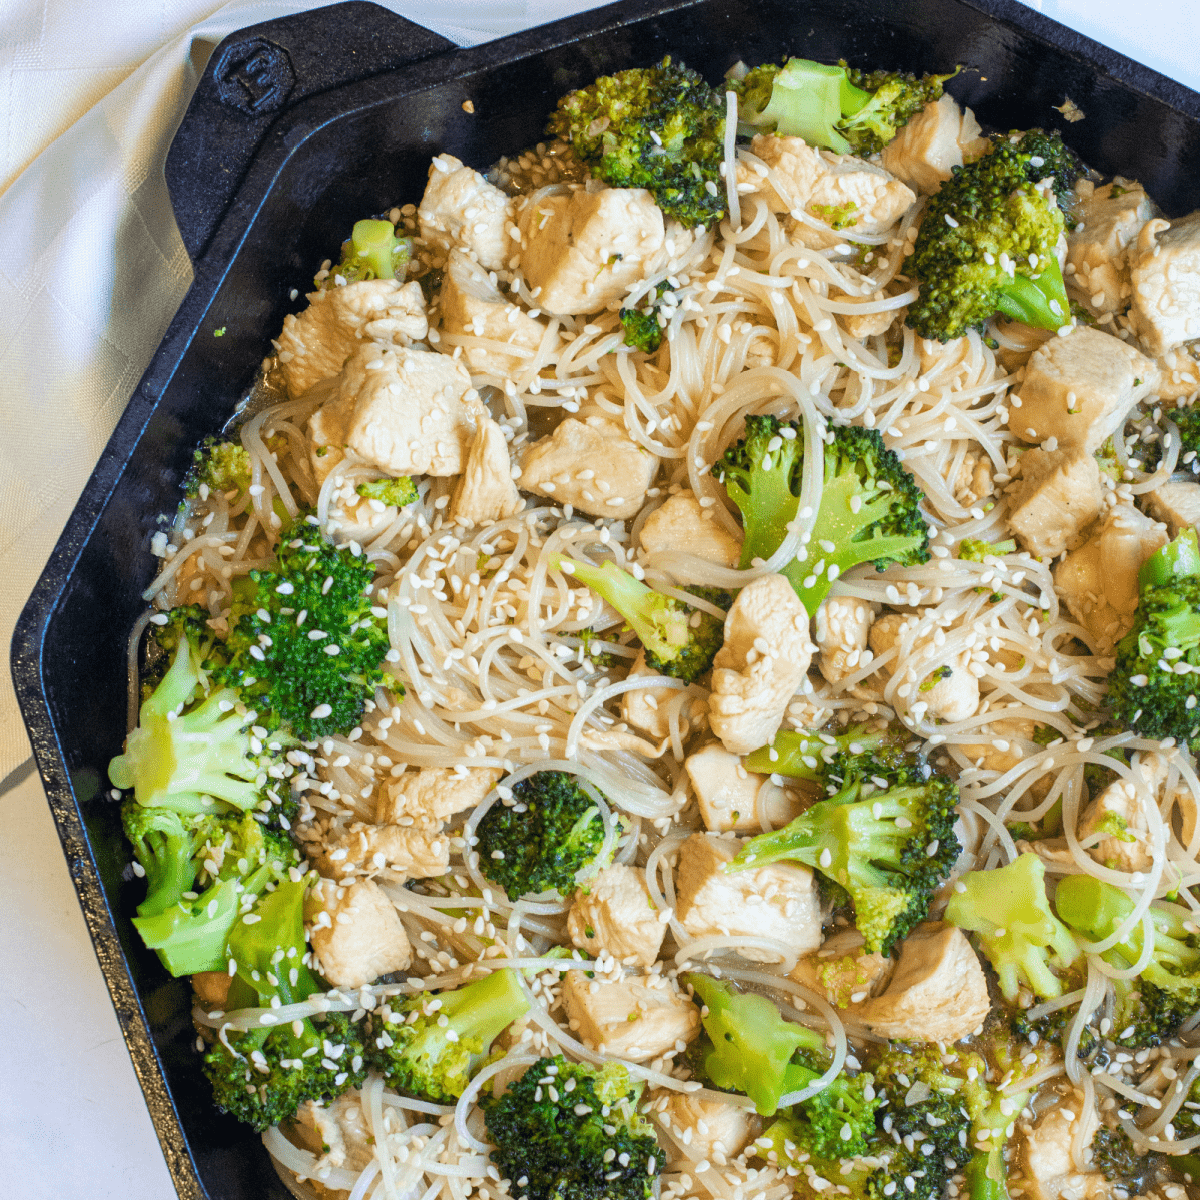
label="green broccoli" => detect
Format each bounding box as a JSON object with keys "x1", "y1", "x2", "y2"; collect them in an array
[
  {"x1": 1108, "y1": 529, "x2": 1200, "y2": 747},
  {"x1": 945, "y1": 852, "x2": 1081, "y2": 1002},
  {"x1": 553, "y1": 555, "x2": 731, "y2": 684},
  {"x1": 619, "y1": 282, "x2": 673, "y2": 353},
  {"x1": 904, "y1": 130, "x2": 1083, "y2": 342},
  {"x1": 186, "y1": 438, "x2": 252, "y2": 497},
  {"x1": 732, "y1": 58, "x2": 956, "y2": 156},
  {"x1": 715, "y1": 416, "x2": 929, "y2": 615},
  {"x1": 475, "y1": 770, "x2": 616, "y2": 898},
  {"x1": 959, "y1": 537, "x2": 1017, "y2": 562},
  {"x1": 364, "y1": 969, "x2": 529, "y2": 1103},
  {"x1": 203, "y1": 875, "x2": 367, "y2": 1131},
  {"x1": 481, "y1": 1054, "x2": 660, "y2": 1200},
  {"x1": 1090, "y1": 1125, "x2": 1162, "y2": 1189},
  {"x1": 216, "y1": 515, "x2": 395, "y2": 739},
  {"x1": 318, "y1": 218, "x2": 411, "y2": 289},
  {"x1": 1142, "y1": 403, "x2": 1200, "y2": 474},
  {"x1": 729, "y1": 772, "x2": 960, "y2": 954},
  {"x1": 547, "y1": 56, "x2": 727, "y2": 229},
  {"x1": 355, "y1": 476, "x2": 419, "y2": 507},
  {"x1": 744, "y1": 723, "x2": 923, "y2": 789},
  {"x1": 1057, "y1": 873, "x2": 1200, "y2": 1047}
]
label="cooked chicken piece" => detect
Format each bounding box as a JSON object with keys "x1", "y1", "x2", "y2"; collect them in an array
[
  {"x1": 520, "y1": 415, "x2": 657, "y2": 519},
  {"x1": 560, "y1": 970, "x2": 700, "y2": 1062},
  {"x1": 738, "y1": 134, "x2": 915, "y2": 249},
  {"x1": 306, "y1": 377, "x2": 354, "y2": 487},
  {"x1": 305, "y1": 878, "x2": 412, "y2": 988},
  {"x1": 959, "y1": 716, "x2": 1039, "y2": 775},
  {"x1": 880, "y1": 93, "x2": 989, "y2": 194},
  {"x1": 1006, "y1": 446, "x2": 1103, "y2": 558},
  {"x1": 675, "y1": 832, "x2": 822, "y2": 962},
  {"x1": 640, "y1": 490, "x2": 742, "y2": 567},
  {"x1": 1154, "y1": 344, "x2": 1200, "y2": 401},
  {"x1": 791, "y1": 933, "x2": 894, "y2": 1009},
  {"x1": 683, "y1": 742, "x2": 802, "y2": 833},
  {"x1": 279, "y1": 279, "x2": 429, "y2": 399},
  {"x1": 418, "y1": 154, "x2": 515, "y2": 272},
  {"x1": 708, "y1": 574, "x2": 814, "y2": 755},
  {"x1": 291, "y1": 1093, "x2": 375, "y2": 1177},
  {"x1": 1011, "y1": 326, "x2": 1158, "y2": 453},
  {"x1": 192, "y1": 970, "x2": 231, "y2": 1010},
  {"x1": 619, "y1": 650, "x2": 677, "y2": 742},
  {"x1": 860, "y1": 922, "x2": 990, "y2": 1043},
  {"x1": 954, "y1": 450, "x2": 995, "y2": 508},
  {"x1": 657, "y1": 1093, "x2": 759, "y2": 1168},
  {"x1": 814, "y1": 595, "x2": 874, "y2": 689},
  {"x1": 1067, "y1": 179, "x2": 1155, "y2": 317},
  {"x1": 450, "y1": 415, "x2": 523, "y2": 526},
  {"x1": 376, "y1": 765, "x2": 504, "y2": 827},
  {"x1": 567, "y1": 864, "x2": 665, "y2": 967},
  {"x1": 870, "y1": 613, "x2": 979, "y2": 723},
  {"x1": 1021, "y1": 1094, "x2": 1105, "y2": 1200},
  {"x1": 1146, "y1": 479, "x2": 1200, "y2": 538},
  {"x1": 439, "y1": 250, "x2": 555, "y2": 376},
  {"x1": 313, "y1": 822, "x2": 450, "y2": 882},
  {"x1": 1055, "y1": 503, "x2": 1168, "y2": 648},
  {"x1": 1130, "y1": 212, "x2": 1200, "y2": 357},
  {"x1": 517, "y1": 187, "x2": 665, "y2": 315},
  {"x1": 1078, "y1": 751, "x2": 1168, "y2": 874}
]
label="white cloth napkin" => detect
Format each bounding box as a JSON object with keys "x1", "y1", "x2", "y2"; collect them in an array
[{"x1": 0, "y1": 0, "x2": 1197, "y2": 781}]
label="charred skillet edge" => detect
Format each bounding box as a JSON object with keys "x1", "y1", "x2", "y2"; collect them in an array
[
  {"x1": 10, "y1": 0, "x2": 1200, "y2": 1196},
  {"x1": 166, "y1": 0, "x2": 456, "y2": 261}
]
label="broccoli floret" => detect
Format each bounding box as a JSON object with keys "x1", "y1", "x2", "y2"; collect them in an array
[
  {"x1": 481, "y1": 1054, "x2": 660, "y2": 1200},
  {"x1": 364, "y1": 969, "x2": 529, "y2": 1103},
  {"x1": 203, "y1": 875, "x2": 367, "y2": 1130},
  {"x1": 546, "y1": 56, "x2": 727, "y2": 229},
  {"x1": 744, "y1": 723, "x2": 924, "y2": 788},
  {"x1": 716, "y1": 416, "x2": 929, "y2": 615},
  {"x1": 904, "y1": 131, "x2": 1082, "y2": 342},
  {"x1": 355, "y1": 475, "x2": 419, "y2": 507},
  {"x1": 685, "y1": 974, "x2": 825, "y2": 1116},
  {"x1": 215, "y1": 515, "x2": 395, "y2": 739},
  {"x1": 945, "y1": 852, "x2": 1081, "y2": 1002},
  {"x1": 1057, "y1": 872, "x2": 1200, "y2": 1047},
  {"x1": 575, "y1": 627, "x2": 626, "y2": 670},
  {"x1": 1143, "y1": 403, "x2": 1200, "y2": 474},
  {"x1": 1090, "y1": 1125, "x2": 1162, "y2": 1188},
  {"x1": 554, "y1": 555, "x2": 732, "y2": 683},
  {"x1": 475, "y1": 770, "x2": 616, "y2": 899},
  {"x1": 619, "y1": 282, "x2": 674, "y2": 352},
  {"x1": 317, "y1": 218, "x2": 411, "y2": 289},
  {"x1": 1108, "y1": 529, "x2": 1200, "y2": 747},
  {"x1": 959, "y1": 537, "x2": 1017, "y2": 562},
  {"x1": 185, "y1": 438, "x2": 252, "y2": 497},
  {"x1": 731, "y1": 57, "x2": 955, "y2": 156},
  {"x1": 121, "y1": 800, "x2": 202, "y2": 918},
  {"x1": 729, "y1": 773, "x2": 960, "y2": 954}
]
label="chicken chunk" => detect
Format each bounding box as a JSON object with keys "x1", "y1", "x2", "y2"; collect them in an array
[
  {"x1": 708, "y1": 573, "x2": 814, "y2": 755},
  {"x1": 738, "y1": 134, "x2": 915, "y2": 249},
  {"x1": 450, "y1": 415, "x2": 523, "y2": 526},
  {"x1": 278, "y1": 280, "x2": 429, "y2": 400},
  {"x1": 305, "y1": 878, "x2": 412, "y2": 988},
  {"x1": 1078, "y1": 751, "x2": 1167, "y2": 874},
  {"x1": 958, "y1": 716, "x2": 1039, "y2": 775},
  {"x1": 954, "y1": 450, "x2": 995, "y2": 508},
  {"x1": 619, "y1": 650, "x2": 678, "y2": 742},
  {"x1": 560, "y1": 971, "x2": 700, "y2": 1062},
  {"x1": 192, "y1": 970, "x2": 231, "y2": 1010},
  {"x1": 567, "y1": 864, "x2": 665, "y2": 967},
  {"x1": 319, "y1": 342, "x2": 476, "y2": 478},
  {"x1": 1154, "y1": 344, "x2": 1200, "y2": 401},
  {"x1": 683, "y1": 742, "x2": 802, "y2": 833},
  {"x1": 656, "y1": 1093, "x2": 759, "y2": 1168},
  {"x1": 520, "y1": 415, "x2": 657, "y2": 519},
  {"x1": 674, "y1": 832, "x2": 822, "y2": 962},
  {"x1": 314, "y1": 822, "x2": 451, "y2": 882},
  {"x1": 1055, "y1": 503, "x2": 1169, "y2": 648},
  {"x1": 869, "y1": 613, "x2": 979, "y2": 723},
  {"x1": 1066, "y1": 180, "x2": 1154, "y2": 316},
  {"x1": 439, "y1": 250, "x2": 555, "y2": 377},
  {"x1": 418, "y1": 154, "x2": 515, "y2": 272},
  {"x1": 1011, "y1": 327, "x2": 1158, "y2": 453},
  {"x1": 1130, "y1": 212, "x2": 1200, "y2": 357},
  {"x1": 639, "y1": 490, "x2": 742, "y2": 568},
  {"x1": 860, "y1": 922, "x2": 990, "y2": 1043},
  {"x1": 376, "y1": 764, "x2": 504, "y2": 827},
  {"x1": 791, "y1": 939, "x2": 894, "y2": 1009},
  {"x1": 814, "y1": 596, "x2": 874, "y2": 688},
  {"x1": 517, "y1": 187, "x2": 665, "y2": 316},
  {"x1": 880, "y1": 93, "x2": 989, "y2": 194},
  {"x1": 1146, "y1": 479, "x2": 1200, "y2": 538},
  {"x1": 291, "y1": 1092, "x2": 375, "y2": 1178},
  {"x1": 1021, "y1": 1095, "x2": 1106, "y2": 1200},
  {"x1": 1006, "y1": 446, "x2": 1104, "y2": 558}
]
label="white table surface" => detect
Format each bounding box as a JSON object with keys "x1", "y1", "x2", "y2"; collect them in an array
[{"x1": 3, "y1": 2, "x2": 1200, "y2": 1197}]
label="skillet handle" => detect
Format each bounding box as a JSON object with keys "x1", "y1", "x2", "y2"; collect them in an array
[{"x1": 165, "y1": 0, "x2": 455, "y2": 261}]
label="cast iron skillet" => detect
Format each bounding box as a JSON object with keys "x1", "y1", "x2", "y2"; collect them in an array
[{"x1": 12, "y1": 0, "x2": 1200, "y2": 1195}]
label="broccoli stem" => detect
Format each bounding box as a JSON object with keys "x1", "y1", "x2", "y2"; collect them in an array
[
  {"x1": 993, "y1": 255, "x2": 1071, "y2": 331},
  {"x1": 131, "y1": 873, "x2": 247, "y2": 976},
  {"x1": 1140, "y1": 528, "x2": 1200, "y2": 590},
  {"x1": 965, "y1": 1147, "x2": 1009, "y2": 1200},
  {"x1": 438, "y1": 967, "x2": 530, "y2": 1050},
  {"x1": 350, "y1": 219, "x2": 399, "y2": 280}
]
